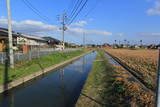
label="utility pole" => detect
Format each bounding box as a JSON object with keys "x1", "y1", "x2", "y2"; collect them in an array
[
  {"x1": 119, "y1": 41, "x2": 121, "y2": 45},
  {"x1": 140, "y1": 40, "x2": 142, "y2": 48},
  {"x1": 58, "y1": 13, "x2": 67, "y2": 50},
  {"x1": 6, "y1": 0, "x2": 14, "y2": 68},
  {"x1": 156, "y1": 47, "x2": 160, "y2": 107},
  {"x1": 114, "y1": 40, "x2": 117, "y2": 45}
]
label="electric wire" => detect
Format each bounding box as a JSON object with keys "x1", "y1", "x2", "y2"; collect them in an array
[
  {"x1": 66, "y1": 0, "x2": 75, "y2": 15},
  {"x1": 22, "y1": 0, "x2": 53, "y2": 24},
  {"x1": 82, "y1": 0, "x2": 101, "y2": 20},
  {"x1": 68, "y1": 0, "x2": 82, "y2": 19},
  {"x1": 68, "y1": 0, "x2": 89, "y2": 25}
]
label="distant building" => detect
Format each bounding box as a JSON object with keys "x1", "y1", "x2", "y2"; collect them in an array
[
  {"x1": 102, "y1": 43, "x2": 111, "y2": 48},
  {"x1": 134, "y1": 45, "x2": 140, "y2": 49},
  {"x1": 86, "y1": 44, "x2": 95, "y2": 48},
  {"x1": 111, "y1": 44, "x2": 119, "y2": 49},
  {"x1": 147, "y1": 44, "x2": 157, "y2": 49},
  {"x1": 69, "y1": 43, "x2": 78, "y2": 48}
]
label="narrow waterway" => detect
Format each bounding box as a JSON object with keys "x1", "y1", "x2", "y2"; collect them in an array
[{"x1": 0, "y1": 51, "x2": 97, "y2": 107}]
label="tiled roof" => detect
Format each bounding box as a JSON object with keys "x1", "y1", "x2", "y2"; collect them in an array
[
  {"x1": 20, "y1": 34, "x2": 46, "y2": 41},
  {"x1": 0, "y1": 27, "x2": 60, "y2": 43},
  {"x1": 0, "y1": 27, "x2": 45, "y2": 41}
]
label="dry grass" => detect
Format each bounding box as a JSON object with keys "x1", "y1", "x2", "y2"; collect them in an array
[
  {"x1": 105, "y1": 49, "x2": 158, "y2": 90},
  {"x1": 112, "y1": 65, "x2": 154, "y2": 107},
  {"x1": 76, "y1": 50, "x2": 155, "y2": 106}
]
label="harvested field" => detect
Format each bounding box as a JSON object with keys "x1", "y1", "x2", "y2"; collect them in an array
[
  {"x1": 105, "y1": 49, "x2": 158, "y2": 90},
  {"x1": 76, "y1": 50, "x2": 154, "y2": 107}
]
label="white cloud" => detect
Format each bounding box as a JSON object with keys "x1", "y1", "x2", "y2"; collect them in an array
[
  {"x1": 140, "y1": 32, "x2": 160, "y2": 36},
  {"x1": 70, "y1": 21, "x2": 87, "y2": 27},
  {"x1": 147, "y1": 1, "x2": 160, "y2": 15},
  {"x1": 67, "y1": 27, "x2": 112, "y2": 36},
  {"x1": 0, "y1": 18, "x2": 112, "y2": 36},
  {"x1": 0, "y1": 18, "x2": 58, "y2": 35}
]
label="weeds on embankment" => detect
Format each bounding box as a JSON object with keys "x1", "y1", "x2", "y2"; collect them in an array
[{"x1": 76, "y1": 50, "x2": 154, "y2": 107}]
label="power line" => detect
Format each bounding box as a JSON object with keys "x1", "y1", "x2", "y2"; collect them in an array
[
  {"x1": 68, "y1": 0, "x2": 102, "y2": 25},
  {"x1": 22, "y1": 0, "x2": 53, "y2": 24},
  {"x1": 82, "y1": 0, "x2": 101, "y2": 20},
  {"x1": 68, "y1": 0, "x2": 86, "y2": 21},
  {"x1": 68, "y1": 0, "x2": 89, "y2": 25},
  {"x1": 25, "y1": 0, "x2": 52, "y2": 22},
  {"x1": 66, "y1": 0, "x2": 75, "y2": 14},
  {"x1": 68, "y1": 0, "x2": 82, "y2": 19}
]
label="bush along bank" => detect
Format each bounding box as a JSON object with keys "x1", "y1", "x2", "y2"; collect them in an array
[{"x1": 76, "y1": 50, "x2": 154, "y2": 107}]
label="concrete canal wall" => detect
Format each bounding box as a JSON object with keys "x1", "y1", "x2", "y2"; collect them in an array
[{"x1": 0, "y1": 51, "x2": 92, "y2": 93}]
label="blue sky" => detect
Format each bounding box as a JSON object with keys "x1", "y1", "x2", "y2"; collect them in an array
[{"x1": 0, "y1": 0, "x2": 160, "y2": 45}]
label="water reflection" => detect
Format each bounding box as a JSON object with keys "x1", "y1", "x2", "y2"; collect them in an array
[
  {"x1": 59, "y1": 69, "x2": 65, "y2": 107},
  {"x1": 0, "y1": 51, "x2": 96, "y2": 107},
  {"x1": 1, "y1": 90, "x2": 14, "y2": 107},
  {"x1": 65, "y1": 55, "x2": 86, "y2": 72}
]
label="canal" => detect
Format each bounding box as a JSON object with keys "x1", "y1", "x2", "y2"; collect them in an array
[{"x1": 0, "y1": 51, "x2": 97, "y2": 107}]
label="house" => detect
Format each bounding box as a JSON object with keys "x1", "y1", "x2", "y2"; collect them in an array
[
  {"x1": 0, "y1": 28, "x2": 18, "y2": 52},
  {"x1": 42, "y1": 37, "x2": 61, "y2": 48},
  {"x1": 16, "y1": 34, "x2": 48, "y2": 53},
  {"x1": 0, "y1": 28, "x2": 48, "y2": 53},
  {"x1": 102, "y1": 43, "x2": 111, "y2": 48},
  {"x1": 129, "y1": 45, "x2": 140, "y2": 49},
  {"x1": 42, "y1": 37, "x2": 63, "y2": 50},
  {"x1": 86, "y1": 44, "x2": 94, "y2": 48},
  {"x1": 0, "y1": 28, "x2": 63, "y2": 53}
]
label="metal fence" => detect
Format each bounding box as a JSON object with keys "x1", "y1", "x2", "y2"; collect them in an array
[{"x1": 0, "y1": 48, "x2": 79, "y2": 64}]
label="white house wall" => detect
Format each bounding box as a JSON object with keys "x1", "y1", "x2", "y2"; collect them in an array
[{"x1": 17, "y1": 36, "x2": 47, "y2": 46}]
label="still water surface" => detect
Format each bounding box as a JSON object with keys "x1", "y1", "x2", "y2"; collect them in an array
[{"x1": 0, "y1": 51, "x2": 96, "y2": 107}]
